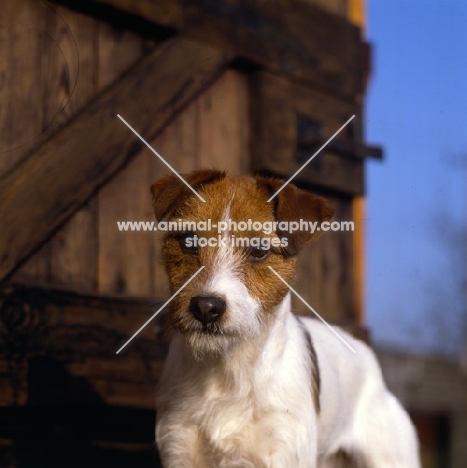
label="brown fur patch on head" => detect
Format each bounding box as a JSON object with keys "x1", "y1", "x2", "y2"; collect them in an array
[
  {"x1": 150, "y1": 170, "x2": 333, "y2": 339},
  {"x1": 151, "y1": 169, "x2": 226, "y2": 221},
  {"x1": 256, "y1": 177, "x2": 334, "y2": 255}
]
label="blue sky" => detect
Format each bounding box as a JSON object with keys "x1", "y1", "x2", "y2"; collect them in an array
[{"x1": 365, "y1": 0, "x2": 467, "y2": 355}]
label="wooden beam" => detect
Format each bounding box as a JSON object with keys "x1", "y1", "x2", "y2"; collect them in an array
[
  {"x1": 0, "y1": 283, "x2": 168, "y2": 408},
  {"x1": 0, "y1": 282, "x2": 167, "y2": 358},
  {"x1": 54, "y1": 0, "x2": 367, "y2": 100},
  {"x1": 251, "y1": 72, "x2": 365, "y2": 196},
  {"x1": 0, "y1": 37, "x2": 232, "y2": 281}
]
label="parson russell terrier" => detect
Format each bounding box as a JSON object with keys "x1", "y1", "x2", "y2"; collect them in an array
[{"x1": 151, "y1": 170, "x2": 420, "y2": 468}]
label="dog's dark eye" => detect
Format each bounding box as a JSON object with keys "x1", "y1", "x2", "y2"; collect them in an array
[
  {"x1": 178, "y1": 232, "x2": 198, "y2": 255},
  {"x1": 248, "y1": 247, "x2": 270, "y2": 261}
]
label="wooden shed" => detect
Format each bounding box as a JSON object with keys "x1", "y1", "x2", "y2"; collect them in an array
[{"x1": 0, "y1": 0, "x2": 379, "y2": 465}]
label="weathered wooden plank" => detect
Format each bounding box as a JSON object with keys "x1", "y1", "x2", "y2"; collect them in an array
[
  {"x1": 13, "y1": 16, "x2": 155, "y2": 292},
  {"x1": 1, "y1": 0, "x2": 51, "y2": 286},
  {"x1": 97, "y1": 85, "x2": 196, "y2": 296},
  {"x1": 0, "y1": 0, "x2": 42, "y2": 173},
  {"x1": 96, "y1": 20, "x2": 152, "y2": 296},
  {"x1": 250, "y1": 72, "x2": 365, "y2": 195},
  {"x1": 4, "y1": 1, "x2": 102, "y2": 288},
  {"x1": 0, "y1": 37, "x2": 232, "y2": 281},
  {"x1": 97, "y1": 22, "x2": 149, "y2": 90},
  {"x1": 46, "y1": 6, "x2": 100, "y2": 290},
  {"x1": 0, "y1": 283, "x2": 168, "y2": 408},
  {"x1": 53, "y1": 0, "x2": 367, "y2": 100},
  {"x1": 0, "y1": 283, "x2": 167, "y2": 357},
  {"x1": 0, "y1": 0, "x2": 97, "y2": 172},
  {"x1": 98, "y1": 151, "x2": 158, "y2": 295},
  {"x1": 197, "y1": 70, "x2": 250, "y2": 174},
  {"x1": 39, "y1": 3, "x2": 96, "y2": 134}
]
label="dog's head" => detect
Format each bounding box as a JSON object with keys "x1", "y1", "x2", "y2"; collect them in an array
[{"x1": 151, "y1": 170, "x2": 333, "y2": 358}]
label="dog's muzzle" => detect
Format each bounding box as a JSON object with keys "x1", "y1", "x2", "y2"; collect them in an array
[{"x1": 189, "y1": 296, "x2": 226, "y2": 327}]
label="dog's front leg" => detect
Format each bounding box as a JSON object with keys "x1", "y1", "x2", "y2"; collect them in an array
[{"x1": 156, "y1": 417, "x2": 208, "y2": 468}]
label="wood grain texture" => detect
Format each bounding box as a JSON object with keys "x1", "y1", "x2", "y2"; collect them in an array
[
  {"x1": 0, "y1": 0, "x2": 42, "y2": 173},
  {"x1": 250, "y1": 72, "x2": 365, "y2": 196},
  {"x1": 98, "y1": 151, "x2": 159, "y2": 295},
  {"x1": 0, "y1": 37, "x2": 232, "y2": 281},
  {"x1": 197, "y1": 70, "x2": 250, "y2": 175},
  {"x1": 0, "y1": 283, "x2": 167, "y2": 408},
  {"x1": 54, "y1": 0, "x2": 367, "y2": 101},
  {"x1": 96, "y1": 21, "x2": 151, "y2": 296},
  {"x1": 0, "y1": 1, "x2": 91, "y2": 172},
  {"x1": 46, "y1": 5, "x2": 100, "y2": 290},
  {"x1": 6, "y1": 1, "x2": 100, "y2": 286},
  {"x1": 15, "y1": 12, "x2": 154, "y2": 292}
]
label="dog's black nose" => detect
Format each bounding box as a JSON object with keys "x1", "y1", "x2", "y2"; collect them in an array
[{"x1": 189, "y1": 296, "x2": 226, "y2": 326}]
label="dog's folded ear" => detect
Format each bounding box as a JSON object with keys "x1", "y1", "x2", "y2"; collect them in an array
[
  {"x1": 151, "y1": 169, "x2": 226, "y2": 221},
  {"x1": 257, "y1": 177, "x2": 334, "y2": 256}
]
